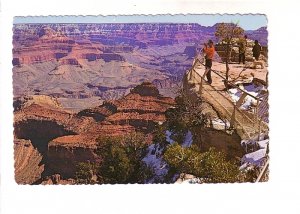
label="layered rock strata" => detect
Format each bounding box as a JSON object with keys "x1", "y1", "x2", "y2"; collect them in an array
[{"x1": 14, "y1": 83, "x2": 174, "y2": 183}]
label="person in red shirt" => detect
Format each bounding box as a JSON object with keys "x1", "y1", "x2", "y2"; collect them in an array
[{"x1": 202, "y1": 40, "x2": 215, "y2": 84}]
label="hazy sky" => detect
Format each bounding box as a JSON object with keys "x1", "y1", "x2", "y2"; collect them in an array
[{"x1": 14, "y1": 14, "x2": 267, "y2": 30}]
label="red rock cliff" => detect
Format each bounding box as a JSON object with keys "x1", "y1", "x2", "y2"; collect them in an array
[{"x1": 14, "y1": 83, "x2": 174, "y2": 183}]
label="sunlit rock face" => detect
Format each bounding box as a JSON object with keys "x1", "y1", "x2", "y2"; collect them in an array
[{"x1": 14, "y1": 83, "x2": 174, "y2": 183}]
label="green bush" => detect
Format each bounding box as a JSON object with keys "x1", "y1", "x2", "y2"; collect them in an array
[
  {"x1": 97, "y1": 140, "x2": 134, "y2": 184},
  {"x1": 96, "y1": 133, "x2": 153, "y2": 184},
  {"x1": 165, "y1": 93, "x2": 207, "y2": 145},
  {"x1": 74, "y1": 133, "x2": 153, "y2": 184},
  {"x1": 75, "y1": 162, "x2": 98, "y2": 184},
  {"x1": 163, "y1": 143, "x2": 239, "y2": 183}
]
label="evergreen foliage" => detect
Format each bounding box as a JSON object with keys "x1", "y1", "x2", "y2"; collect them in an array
[
  {"x1": 165, "y1": 90, "x2": 207, "y2": 145},
  {"x1": 164, "y1": 143, "x2": 240, "y2": 183},
  {"x1": 75, "y1": 162, "x2": 98, "y2": 184},
  {"x1": 75, "y1": 133, "x2": 153, "y2": 184}
]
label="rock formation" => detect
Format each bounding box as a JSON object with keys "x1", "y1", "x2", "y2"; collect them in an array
[
  {"x1": 13, "y1": 23, "x2": 267, "y2": 104},
  {"x1": 12, "y1": 23, "x2": 268, "y2": 184},
  {"x1": 14, "y1": 83, "x2": 174, "y2": 184},
  {"x1": 14, "y1": 139, "x2": 44, "y2": 184}
]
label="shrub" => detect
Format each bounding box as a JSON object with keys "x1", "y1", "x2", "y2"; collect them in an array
[
  {"x1": 165, "y1": 91, "x2": 207, "y2": 145},
  {"x1": 95, "y1": 133, "x2": 153, "y2": 184},
  {"x1": 75, "y1": 162, "x2": 98, "y2": 184},
  {"x1": 164, "y1": 143, "x2": 240, "y2": 183}
]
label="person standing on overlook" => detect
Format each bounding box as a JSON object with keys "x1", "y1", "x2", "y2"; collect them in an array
[
  {"x1": 202, "y1": 39, "x2": 215, "y2": 84},
  {"x1": 238, "y1": 35, "x2": 247, "y2": 64},
  {"x1": 252, "y1": 40, "x2": 261, "y2": 61}
]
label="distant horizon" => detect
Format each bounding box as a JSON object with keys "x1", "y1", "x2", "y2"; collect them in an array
[{"x1": 14, "y1": 14, "x2": 267, "y2": 30}]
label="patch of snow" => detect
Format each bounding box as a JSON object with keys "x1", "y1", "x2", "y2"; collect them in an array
[
  {"x1": 257, "y1": 139, "x2": 269, "y2": 149},
  {"x1": 241, "y1": 148, "x2": 267, "y2": 167},
  {"x1": 182, "y1": 131, "x2": 193, "y2": 147},
  {"x1": 165, "y1": 130, "x2": 174, "y2": 144},
  {"x1": 144, "y1": 130, "x2": 186, "y2": 182},
  {"x1": 142, "y1": 144, "x2": 169, "y2": 183},
  {"x1": 241, "y1": 135, "x2": 269, "y2": 148},
  {"x1": 143, "y1": 130, "x2": 194, "y2": 182},
  {"x1": 212, "y1": 118, "x2": 230, "y2": 129},
  {"x1": 228, "y1": 83, "x2": 263, "y2": 110},
  {"x1": 229, "y1": 88, "x2": 239, "y2": 94},
  {"x1": 240, "y1": 92, "x2": 258, "y2": 110},
  {"x1": 244, "y1": 84, "x2": 264, "y2": 93},
  {"x1": 175, "y1": 173, "x2": 202, "y2": 184},
  {"x1": 228, "y1": 88, "x2": 241, "y2": 103},
  {"x1": 239, "y1": 163, "x2": 249, "y2": 170},
  {"x1": 181, "y1": 178, "x2": 202, "y2": 184}
]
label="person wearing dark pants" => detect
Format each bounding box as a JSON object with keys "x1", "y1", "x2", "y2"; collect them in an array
[
  {"x1": 239, "y1": 52, "x2": 245, "y2": 64},
  {"x1": 203, "y1": 40, "x2": 215, "y2": 84},
  {"x1": 252, "y1": 40, "x2": 261, "y2": 60},
  {"x1": 239, "y1": 35, "x2": 247, "y2": 64},
  {"x1": 205, "y1": 58, "x2": 212, "y2": 84}
]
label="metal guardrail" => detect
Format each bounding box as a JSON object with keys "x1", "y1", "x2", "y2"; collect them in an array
[
  {"x1": 192, "y1": 58, "x2": 263, "y2": 100},
  {"x1": 186, "y1": 58, "x2": 269, "y2": 139},
  {"x1": 186, "y1": 58, "x2": 270, "y2": 181},
  {"x1": 255, "y1": 157, "x2": 269, "y2": 182}
]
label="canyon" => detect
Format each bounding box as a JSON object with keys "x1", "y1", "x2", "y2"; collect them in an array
[
  {"x1": 13, "y1": 23, "x2": 268, "y2": 184},
  {"x1": 13, "y1": 23, "x2": 267, "y2": 111},
  {"x1": 14, "y1": 82, "x2": 175, "y2": 183}
]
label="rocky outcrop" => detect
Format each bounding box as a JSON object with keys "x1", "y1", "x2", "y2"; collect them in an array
[
  {"x1": 14, "y1": 139, "x2": 44, "y2": 184},
  {"x1": 12, "y1": 22, "x2": 268, "y2": 184},
  {"x1": 76, "y1": 82, "x2": 174, "y2": 132},
  {"x1": 46, "y1": 83, "x2": 173, "y2": 178},
  {"x1": 13, "y1": 23, "x2": 267, "y2": 102},
  {"x1": 14, "y1": 83, "x2": 175, "y2": 183},
  {"x1": 13, "y1": 95, "x2": 62, "y2": 111},
  {"x1": 14, "y1": 97, "x2": 97, "y2": 183},
  {"x1": 12, "y1": 23, "x2": 216, "y2": 66},
  {"x1": 47, "y1": 138, "x2": 100, "y2": 178},
  {"x1": 192, "y1": 127, "x2": 244, "y2": 160},
  {"x1": 13, "y1": 23, "x2": 181, "y2": 100},
  {"x1": 41, "y1": 174, "x2": 76, "y2": 185},
  {"x1": 77, "y1": 102, "x2": 116, "y2": 122},
  {"x1": 102, "y1": 46, "x2": 133, "y2": 53},
  {"x1": 59, "y1": 58, "x2": 81, "y2": 66},
  {"x1": 130, "y1": 82, "x2": 160, "y2": 97},
  {"x1": 99, "y1": 53, "x2": 125, "y2": 62}
]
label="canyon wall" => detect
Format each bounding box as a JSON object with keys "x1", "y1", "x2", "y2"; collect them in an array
[{"x1": 14, "y1": 83, "x2": 175, "y2": 183}]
